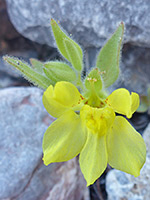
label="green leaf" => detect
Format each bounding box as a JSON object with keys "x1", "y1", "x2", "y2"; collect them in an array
[
  {"x1": 43, "y1": 62, "x2": 76, "y2": 83},
  {"x1": 3, "y1": 56, "x2": 53, "y2": 89},
  {"x1": 63, "y1": 38, "x2": 82, "y2": 71},
  {"x1": 30, "y1": 58, "x2": 43, "y2": 74},
  {"x1": 137, "y1": 96, "x2": 149, "y2": 113},
  {"x1": 96, "y1": 22, "x2": 124, "y2": 88},
  {"x1": 51, "y1": 19, "x2": 83, "y2": 71}
]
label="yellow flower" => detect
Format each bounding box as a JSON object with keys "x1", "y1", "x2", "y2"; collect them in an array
[{"x1": 42, "y1": 81, "x2": 146, "y2": 186}]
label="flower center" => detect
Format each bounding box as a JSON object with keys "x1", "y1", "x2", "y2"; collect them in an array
[
  {"x1": 81, "y1": 105, "x2": 115, "y2": 136},
  {"x1": 85, "y1": 95, "x2": 106, "y2": 108},
  {"x1": 83, "y1": 77, "x2": 108, "y2": 108}
]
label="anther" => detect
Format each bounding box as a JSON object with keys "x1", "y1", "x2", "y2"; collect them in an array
[
  {"x1": 98, "y1": 70, "x2": 106, "y2": 75},
  {"x1": 87, "y1": 77, "x2": 92, "y2": 81},
  {"x1": 87, "y1": 77, "x2": 97, "y2": 82},
  {"x1": 93, "y1": 78, "x2": 97, "y2": 82}
]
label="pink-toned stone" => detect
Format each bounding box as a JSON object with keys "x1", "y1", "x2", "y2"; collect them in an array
[{"x1": 45, "y1": 158, "x2": 89, "y2": 200}]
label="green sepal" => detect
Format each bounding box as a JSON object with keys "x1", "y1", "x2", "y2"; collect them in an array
[
  {"x1": 137, "y1": 86, "x2": 150, "y2": 113},
  {"x1": 85, "y1": 68, "x2": 103, "y2": 92},
  {"x1": 84, "y1": 68, "x2": 108, "y2": 99},
  {"x1": 96, "y1": 22, "x2": 124, "y2": 88},
  {"x1": 30, "y1": 58, "x2": 43, "y2": 74},
  {"x1": 137, "y1": 96, "x2": 149, "y2": 113},
  {"x1": 51, "y1": 19, "x2": 83, "y2": 71},
  {"x1": 43, "y1": 61, "x2": 76, "y2": 83},
  {"x1": 3, "y1": 56, "x2": 53, "y2": 89},
  {"x1": 147, "y1": 87, "x2": 150, "y2": 106},
  {"x1": 83, "y1": 68, "x2": 107, "y2": 107}
]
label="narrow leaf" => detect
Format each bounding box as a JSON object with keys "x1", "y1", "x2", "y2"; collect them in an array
[
  {"x1": 96, "y1": 22, "x2": 124, "y2": 88},
  {"x1": 30, "y1": 58, "x2": 43, "y2": 74},
  {"x1": 44, "y1": 62, "x2": 76, "y2": 83},
  {"x1": 51, "y1": 19, "x2": 83, "y2": 71},
  {"x1": 63, "y1": 38, "x2": 82, "y2": 71},
  {"x1": 3, "y1": 56, "x2": 53, "y2": 89}
]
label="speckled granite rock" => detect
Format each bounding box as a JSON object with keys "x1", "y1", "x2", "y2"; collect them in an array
[
  {"x1": 0, "y1": 87, "x2": 89, "y2": 200},
  {"x1": 5, "y1": 0, "x2": 150, "y2": 48},
  {"x1": 106, "y1": 123, "x2": 150, "y2": 200}
]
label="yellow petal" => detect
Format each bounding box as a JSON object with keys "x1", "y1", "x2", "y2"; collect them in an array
[
  {"x1": 79, "y1": 132, "x2": 108, "y2": 186},
  {"x1": 107, "y1": 116, "x2": 146, "y2": 177},
  {"x1": 43, "y1": 81, "x2": 82, "y2": 118},
  {"x1": 42, "y1": 111, "x2": 86, "y2": 165},
  {"x1": 131, "y1": 92, "x2": 140, "y2": 114},
  {"x1": 106, "y1": 88, "x2": 139, "y2": 118},
  {"x1": 53, "y1": 81, "x2": 81, "y2": 106}
]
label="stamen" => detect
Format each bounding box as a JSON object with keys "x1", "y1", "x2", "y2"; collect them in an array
[
  {"x1": 98, "y1": 70, "x2": 106, "y2": 75},
  {"x1": 80, "y1": 95, "x2": 85, "y2": 100},
  {"x1": 93, "y1": 78, "x2": 97, "y2": 82},
  {"x1": 87, "y1": 77, "x2": 97, "y2": 82}
]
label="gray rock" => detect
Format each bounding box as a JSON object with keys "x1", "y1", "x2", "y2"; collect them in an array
[
  {"x1": 0, "y1": 87, "x2": 51, "y2": 199},
  {"x1": 5, "y1": 0, "x2": 150, "y2": 95},
  {"x1": 16, "y1": 158, "x2": 89, "y2": 200},
  {"x1": 0, "y1": 87, "x2": 89, "y2": 200},
  {"x1": 5, "y1": 0, "x2": 150, "y2": 48},
  {"x1": 120, "y1": 45, "x2": 150, "y2": 95},
  {"x1": 106, "y1": 123, "x2": 150, "y2": 200},
  {"x1": 0, "y1": 72, "x2": 18, "y2": 88},
  {"x1": 0, "y1": 0, "x2": 19, "y2": 41},
  {"x1": 0, "y1": 56, "x2": 20, "y2": 78}
]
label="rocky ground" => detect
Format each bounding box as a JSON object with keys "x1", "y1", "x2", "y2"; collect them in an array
[{"x1": 0, "y1": 0, "x2": 150, "y2": 199}]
